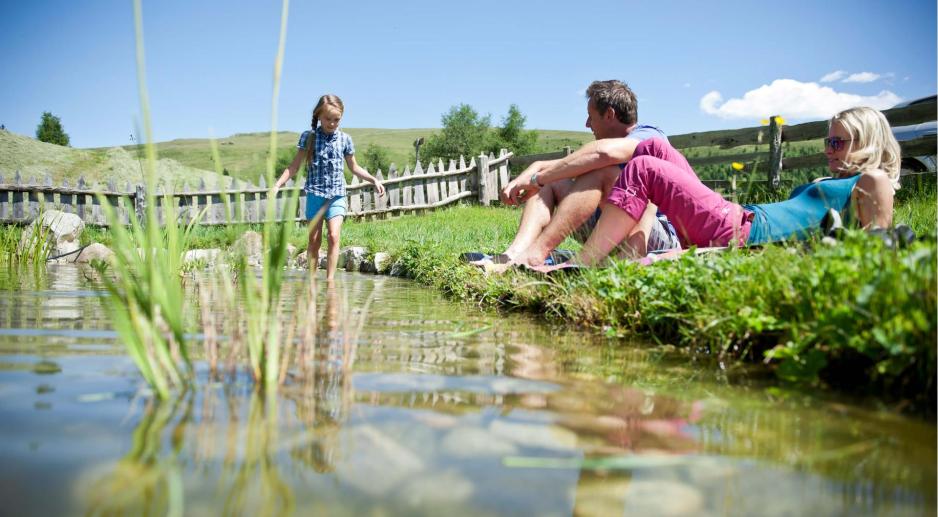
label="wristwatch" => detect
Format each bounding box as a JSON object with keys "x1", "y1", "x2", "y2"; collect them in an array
[{"x1": 530, "y1": 173, "x2": 542, "y2": 187}]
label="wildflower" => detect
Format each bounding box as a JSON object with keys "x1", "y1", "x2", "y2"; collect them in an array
[
  {"x1": 774, "y1": 116, "x2": 786, "y2": 125},
  {"x1": 731, "y1": 162, "x2": 745, "y2": 171},
  {"x1": 760, "y1": 119, "x2": 769, "y2": 126}
]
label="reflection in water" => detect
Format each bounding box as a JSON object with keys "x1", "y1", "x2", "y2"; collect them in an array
[
  {"x1": 286, "y1": 279, "x2": 356, "y2": 474},
  {"x1": 0, "y1": 267, "x2": 933, "y2": 515},
  {"x1": 85, "y1": 394, "x2": 189, "y2": 516}
]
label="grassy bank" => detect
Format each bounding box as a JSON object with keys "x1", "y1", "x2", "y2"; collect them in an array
[{"x1": 6, "y1": 182, "x2": 936, "y2": 410}]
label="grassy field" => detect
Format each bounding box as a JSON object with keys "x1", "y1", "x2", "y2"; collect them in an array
[
  {"x1": 0, "y1": 126, "x2": 593, "y2": 188},
  {"x1": 108, "y1": 128, "x2": 594, "y2": 186}
]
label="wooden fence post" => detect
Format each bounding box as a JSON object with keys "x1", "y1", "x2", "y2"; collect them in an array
[
  {"x1": 134, "y1": 184, "x2": 146, "y2": 224},
  {"x1": 498, "y1": 149, "x2": 510, "y2": 192},
  {"x1": 768, "y1": 116, "x2": 783, "y2": 190},
  {"x1": 374, "y1": 169, "x2": 387, "y2": 214},
  {"x1": 477, "y1": 152, "x2": 491, "y2": 205},
  {"x1": 388, "y1": 164, "x2": 400, "y2": 209}
]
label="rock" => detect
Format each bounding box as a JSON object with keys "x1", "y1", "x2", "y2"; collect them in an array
[
  {"x1": 441, "y1": 427, "x2": 518, "y2": 458},
  {"x1": 343, "y1": 246, "x2": 368, "y2": 272},
  {"x1": 296, "y1": 251, "x2": 309, "y2": 269},
  {"x1": 18, "y1": 210, "x2": 84, "y2": 262},
  {"x1": 620, "y1": 480, "x2": 704, "y2": 516},
  {"x1": 390, "y1": 259, "x2": 408, "y2": 277},
  {"x1": 232, "y1": 231, "x2": 263, "y2": 266},
  {"x1": 373, "y1": 252, "x2": 392, "y2": 274},
  {"x1": 359, "y1": 259, "x2": 377, "y2": 274},
  {"x1": 183, "y1": 248, "x2": 222, "y2": 265},
  {"x1": 73, "y1": 243, "x2": 115, "y2": 264},
  {"x1": 285, "y1": 244, "x2": 298, "y2": 267},
  {"x1": 316, "y1": 251, "x2": 346, "y2": 270},
  {"x1": 397, "y1": 470, "x2": 474, "y2": 507},
  {"x1": 488, "y1": 420, "x2": 578, "y2": 451},
  {"x1": 336, "y1": 425, "x2": 425, "y2": 497}
]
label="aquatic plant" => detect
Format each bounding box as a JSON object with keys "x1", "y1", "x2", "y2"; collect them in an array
[
  {"x1": 232, "y1": 0, "x2": 301, "y2": 393},
  {"x1": 92, "y1": 0, "x2": 204, "y2": 398}
]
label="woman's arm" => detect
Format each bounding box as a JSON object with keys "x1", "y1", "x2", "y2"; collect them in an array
[
  {"x1": 273, "y1": 148, "x2": 306, "y2": 190},
  {"x1": 345, "y1": 154, "x2": 386, "y2": 196},
  {"x1": 853, "y1": 170, "x2": 895, "y2": 229}
]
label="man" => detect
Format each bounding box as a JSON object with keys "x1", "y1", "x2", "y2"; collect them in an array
[{"x1": 489, "y1": 80, "x2": 680, "y2": 269}]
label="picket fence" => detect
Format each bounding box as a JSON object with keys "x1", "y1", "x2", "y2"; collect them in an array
[{"x1": 0, "y1": 150, "x2": 513, "y2": 226}]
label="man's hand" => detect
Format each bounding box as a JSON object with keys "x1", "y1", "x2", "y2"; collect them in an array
[
  {"x1": 374, "y1": 181, "x2": 386, "y2": 197},
  {"x1": 501, "y1": 169, "x2": 540, "y2": 206}
]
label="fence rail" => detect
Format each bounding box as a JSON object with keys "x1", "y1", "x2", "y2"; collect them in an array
[{"x1": 0, "y1": 150, "x2": 513, "y2": 226}]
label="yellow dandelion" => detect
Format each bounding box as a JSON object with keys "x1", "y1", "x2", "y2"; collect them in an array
[
  {"x1": 760, "y1": 119, "x2": 769, "y2": 126},
  {"x1": 774, "y1": 116, "x2": 786, "y2": 125},
  {"x1": 731, "y1": 162, "x2": 745, "y2": 171}
]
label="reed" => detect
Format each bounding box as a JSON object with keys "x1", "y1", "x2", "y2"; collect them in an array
[
  {"x1": 233, "y1": 0, "x2": 300, "y2": 393},
  {"x1": 91, "y1": 0, "x2": 204, "y2": 398}
]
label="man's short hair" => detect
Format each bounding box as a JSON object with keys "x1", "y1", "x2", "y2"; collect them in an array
[{"x1": 586, "y1": 80, "x2": 638, "y2": 125}]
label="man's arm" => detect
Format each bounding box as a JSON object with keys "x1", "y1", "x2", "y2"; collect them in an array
[{"x1": 501, "y1": 137, "x2": 641, "y2": 205}]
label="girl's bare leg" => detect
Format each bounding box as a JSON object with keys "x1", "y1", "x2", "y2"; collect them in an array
[
  {"x1": 307, "y1": 216, "x2": 324, "y2": 272},
  {"x1": 325, "y1": 216, "x2": 344, "y2": 280}
]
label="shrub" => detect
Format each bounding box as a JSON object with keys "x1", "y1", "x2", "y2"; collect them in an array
[{"x1": 36, "y1": 111, "x2": 70, "y2": 146}]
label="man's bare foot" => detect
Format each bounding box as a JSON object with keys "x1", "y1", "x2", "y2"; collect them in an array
[{"x1": 481, "y1": 262, "x2": 515, "y2": 275}]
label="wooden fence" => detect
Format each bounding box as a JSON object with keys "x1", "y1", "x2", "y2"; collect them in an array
[
  {"x1": 510, "y1": 96, "x2": 937, "y2": 190},
  {"x1": 0, "y1": 150, "x2": 513, "y2": 226}
]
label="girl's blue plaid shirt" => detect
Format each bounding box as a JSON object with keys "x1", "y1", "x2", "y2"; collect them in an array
[{"x1": 297, "y1": 126, "x2": 355, "y2": 198}]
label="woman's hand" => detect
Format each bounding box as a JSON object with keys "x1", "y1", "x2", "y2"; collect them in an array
[{"x1": 374, "y1": 180, "x2": 386, "y2": 197}]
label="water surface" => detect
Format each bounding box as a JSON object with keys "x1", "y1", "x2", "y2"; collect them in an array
[{"x1": 0, "y1": 264, "x2": 934, "y2": 516}]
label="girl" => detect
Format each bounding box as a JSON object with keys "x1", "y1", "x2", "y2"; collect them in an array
[
  {"x1": 561, "y1": 106, "x2": 902, "y2": 267},
  {"x1": 274, "y1": 94, "x2": 385, "y2": 279}
]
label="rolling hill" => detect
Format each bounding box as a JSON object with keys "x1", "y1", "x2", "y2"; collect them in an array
[{"x1": 1, "y1": 127, "x2": 593, "y2": 189}]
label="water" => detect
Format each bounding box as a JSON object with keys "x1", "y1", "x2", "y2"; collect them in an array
[{"x1": 0, "y1": 264, "x2": 934, "y2": 516}]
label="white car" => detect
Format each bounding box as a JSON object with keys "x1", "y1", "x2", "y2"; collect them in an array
[{"x1": 891, "y1": 96, "x2": 937, "y2": 174}]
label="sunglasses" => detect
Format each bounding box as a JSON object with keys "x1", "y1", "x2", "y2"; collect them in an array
[{"x1": 823, "y1": 137, "x2": 853, "y2": 151}]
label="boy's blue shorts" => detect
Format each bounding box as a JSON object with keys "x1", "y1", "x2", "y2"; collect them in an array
[{"x1": 306, "y1": 193, "x2": 347, "y2": 220}]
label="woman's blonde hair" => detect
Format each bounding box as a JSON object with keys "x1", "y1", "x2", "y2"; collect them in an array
[
  {"x1": 306, "y1": 94, "x2": 345, "y2": 166},
  {"x1": 831, "y1": 106, "x2": 902, "y2": 190}
]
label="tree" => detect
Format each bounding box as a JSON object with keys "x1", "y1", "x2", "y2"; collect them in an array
[
  {"x1": 422, "y1": 104, "x2": 491, "y2": 162},
  {"x1": 490, "y1": 104, "x2": 538, "y2": 156},
  {"x1": 36, "y1": 112, "x2": 70, "y2": 146},
  {"x1": 361, "y1": 143, "x2": 392, "y2": 174}
]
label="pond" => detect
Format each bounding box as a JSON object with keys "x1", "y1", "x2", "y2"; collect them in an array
[{"x1": 0, "y1": 264, "x2": 934, "y2": 516}]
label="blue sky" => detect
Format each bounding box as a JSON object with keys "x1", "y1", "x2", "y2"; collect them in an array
[{"x1": 1, "y1": 0, "x2": 935, "y2": 149}]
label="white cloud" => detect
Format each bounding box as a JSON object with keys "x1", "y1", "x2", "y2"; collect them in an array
[
  {"x1": 843, "y1": 72, "x2": 881, "y2": 83},
  {"x1": 699, "y1": 79, "x2": 902, "y2": 120},
  {"x1": 820, "y1": 70, "x2": 846, "y2": 83}
]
